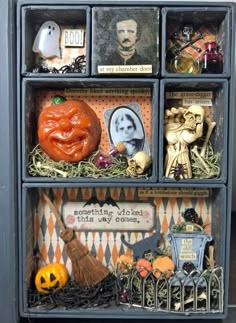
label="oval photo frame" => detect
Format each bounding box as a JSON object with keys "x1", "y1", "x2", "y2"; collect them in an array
[{"x1": 105, "y1": 104, "x2": 148, "y2": 157}]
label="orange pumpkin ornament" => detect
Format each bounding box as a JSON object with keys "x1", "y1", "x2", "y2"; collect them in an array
[
  {"x1": 35, "y1": 263, "x2": 69, "y2": 294},
  {"x1": 152, "y1": 256, "x2": 175, "y2": 279},
  {"x1": 136, "y1": 259, "x2": 152, "y2": 277},
  {"x1": 38, "y1": 100, "x2": 101, "y2": 162}
]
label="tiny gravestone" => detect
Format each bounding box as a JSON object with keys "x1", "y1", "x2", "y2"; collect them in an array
[
  {"x1": 167, "y1": 223, "x2": 212, "y2": 286},
  {"x1": 167, "y1": 223, "x2": 212, "y2": 271}
]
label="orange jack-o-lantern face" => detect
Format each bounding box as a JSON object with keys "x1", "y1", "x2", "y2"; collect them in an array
[
  {"x1": 35, "y1": 263, "x2": 69, "y2": 294},
  {"x1": 38, "y1": 100, "x2": 101, "y2": 162}
]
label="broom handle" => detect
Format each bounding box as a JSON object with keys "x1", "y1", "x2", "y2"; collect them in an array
[{"x1": 39, "y1": 189, "x2": 65, "y2": 232}]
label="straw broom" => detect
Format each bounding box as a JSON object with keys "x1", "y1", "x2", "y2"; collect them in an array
[{"x1": 40, "y1": 189, "x2": 110, "y2": 288}]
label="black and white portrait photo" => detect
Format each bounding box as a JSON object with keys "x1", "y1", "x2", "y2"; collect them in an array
[
  {"x1": 104, "y1": 103, "x2": 150, "y2": 157},
  {"x1": 92, "y1": 7, "x2": 159, "y2": 75}
]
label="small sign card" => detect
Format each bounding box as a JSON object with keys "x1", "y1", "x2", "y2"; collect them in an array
[
  {"x1": 62, "y1": 198, "x2": 155, "y2": 231},
  {"x1": 63, "y1": 29, "x2": 84, "y2": 47}
]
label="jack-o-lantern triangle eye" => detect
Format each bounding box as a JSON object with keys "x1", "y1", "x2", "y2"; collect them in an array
[
  {"x1": 50, "y1": 273, "x2": 56, "y2": 282},
  {"x1": 40, "y1": 276, "x2": 46, "y2": 284}
]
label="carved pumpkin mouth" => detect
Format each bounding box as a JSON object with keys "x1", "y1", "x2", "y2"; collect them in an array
[
  {"x1": 49, "y1": 130, "x2": 88, "y2": 155},
  {"x1": 50, "y1": 129, "x2": 88, "y2": 142},
  {"x1": 41, "y1": 281, "x2": 60, "y2": 292},
  {"x1": 52, "y1": 136, "x2": 86, "y2": 155}
]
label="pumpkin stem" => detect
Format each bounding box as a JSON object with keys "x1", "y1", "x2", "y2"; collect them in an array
[{"x1": 52, "y1": 95, "x2": 66, "y2": 105}]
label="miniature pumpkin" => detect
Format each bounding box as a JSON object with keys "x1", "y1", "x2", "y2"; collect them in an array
[
  {"x1": 116, "y1": 254, "x2": 133, "y2": 272},
  {"x1": 35, "y1": 263, "x2": 69, "y2": 294},
  {"x1": 152, "y1": 256, "x2": 175, "y2": 279},
  {"x1": 136, "y1": 258, "x2": 152, "y2": 277},
  {"x1": 38, "y1": 100, "x2": 101, "y2": 162}
]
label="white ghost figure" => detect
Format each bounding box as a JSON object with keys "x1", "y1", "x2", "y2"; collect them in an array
[{"x1": 32, "y1": 21, "x2": 61, "y2": 59}]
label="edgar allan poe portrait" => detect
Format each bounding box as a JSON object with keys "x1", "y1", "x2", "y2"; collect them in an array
[
  {"x1": 104, "y1": 103, "x2": 150, "y2": 157},
  {"x1": 92, "y1": 7, "x2": 159, "y2": 73}
]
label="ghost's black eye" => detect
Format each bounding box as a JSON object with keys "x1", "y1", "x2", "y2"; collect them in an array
[{"x1": 48, "y1": 25, "x2": 51, "y2": 29}]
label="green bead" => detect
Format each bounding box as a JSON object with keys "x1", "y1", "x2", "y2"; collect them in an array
[{"x1": 52, "y1": 95, "x2": 66, "y2": 105}]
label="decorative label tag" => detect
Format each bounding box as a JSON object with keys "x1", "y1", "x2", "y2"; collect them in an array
[
  {"x1": 62, "y1": 200, "x2": 155, "y2": 231},
  {"x1": 181, "y1": 245, "x2": 192, "y2": 252},
  {"x1": 97, "y1": 65, "x2": 152, "y2": 74},
  {"x1": 64, "y1": 88, "x2": 151, "y2": 96},
  {"x1": 166, "y1": 91, "x2": 213, "y2": 99},
  {"x1": 138, "y1": 188, "x2": 209, "y2": 198},
  {"x1": 183, "y1": 99, "x2": 212, "y2": 106},
  {"x1": 63, "y1": 29, "x2": 84, "y2": 47},
  {"x1": 179, "y1": 253, "x2": 197, "y2": 261},
  {"x1": 182, "y1": 238, "x2": 193, "y2": 245},
  {"x1": 186, "y1": 224, "x2": 194, "y2": 232}
]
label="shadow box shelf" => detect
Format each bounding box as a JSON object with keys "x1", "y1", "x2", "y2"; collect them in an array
[
  {"x1": 10, "y1": 0, "x2": 235, "y2": 322},
  {"x1": 161, "y1": 7, "x2": 231, "y2": 77},
  {"x1": 21, "y1": 5, "x2": 90, "y2": 76}
]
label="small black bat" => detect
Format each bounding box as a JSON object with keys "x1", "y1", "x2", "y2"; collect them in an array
[{"x1": 83, "y1": 196, "x2": 119, "y2": 208}]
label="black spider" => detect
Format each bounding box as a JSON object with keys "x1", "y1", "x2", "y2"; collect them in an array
[
  {"x1": 169, "y1": 162, "x2": 187, "y2": 180},
  {"x1": 58, "y1": 55, "x2": 86, "y2": 73}
]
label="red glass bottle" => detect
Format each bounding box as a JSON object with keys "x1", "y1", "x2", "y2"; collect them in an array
[{"x1": 201, "y1": 42, "x2": 223, "y2": 74}]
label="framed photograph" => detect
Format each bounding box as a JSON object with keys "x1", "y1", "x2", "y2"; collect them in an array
[
  {"x1": 104, "y1": 102, "x2": 150, "y2": 157},
  {"x1": 92, "y1": 7, "x2": 159, "y2": 75}
]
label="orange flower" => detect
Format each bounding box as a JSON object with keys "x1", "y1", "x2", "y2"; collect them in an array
[
  {"x1": 152, "y1": 256, "x2": 175, "y2": 279},
  {"x1": 136, "y1": 259, "x2": 152, "y2": 277},
  {"x1": 116, "y1": 254, "x2": 133, "y2": 272}
]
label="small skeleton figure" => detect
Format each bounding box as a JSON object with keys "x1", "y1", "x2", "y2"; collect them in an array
[
  {"x1": 182, "y1": 24, "x2": 194, "y2": 42},
  {"x1": 164, "y1": 105, "x2": 205, "y2": 179}
]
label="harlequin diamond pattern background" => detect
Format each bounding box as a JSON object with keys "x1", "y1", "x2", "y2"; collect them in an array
[{"x1": 31, "y1": 187, "x2": 211, "y2": 275}]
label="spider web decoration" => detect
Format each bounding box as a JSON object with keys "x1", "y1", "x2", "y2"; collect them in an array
[{"x1": 33, "y1": 55, "x2": 86, "y2": 74}]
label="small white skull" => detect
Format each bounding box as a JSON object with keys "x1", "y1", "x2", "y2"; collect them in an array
[
  {"x1": 127, "y1": 151, "x2": 151, "y2": 176},
  {"x1": 182, "y1": 25, "x2": 194, "y2": 42},
  {"x1": 183, "y1": 105, "x2": 205, "y2": 130}
]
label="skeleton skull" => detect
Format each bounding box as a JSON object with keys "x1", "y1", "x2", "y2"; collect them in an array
[
  {"x1": 182, "y1": 24, "x2": 194, "y2": 42},
  {"x1": 183, "y1": 105, "x2": 205, "y2": 131},
  {"x1": 127, "y1": 151, "x2": 151, "y2": 176}
]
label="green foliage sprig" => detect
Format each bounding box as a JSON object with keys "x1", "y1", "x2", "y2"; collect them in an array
[
  {"x1": 189, "y1": 142, "x2": 220, "y2": 179},
  {"x1": 28, "y1": 145, "x2": 149, "y2": 179}
]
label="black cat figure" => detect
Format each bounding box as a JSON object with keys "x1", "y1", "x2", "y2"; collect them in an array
[{"x1": 120, "y1": 231, "x2": 163, "y2": 260}]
